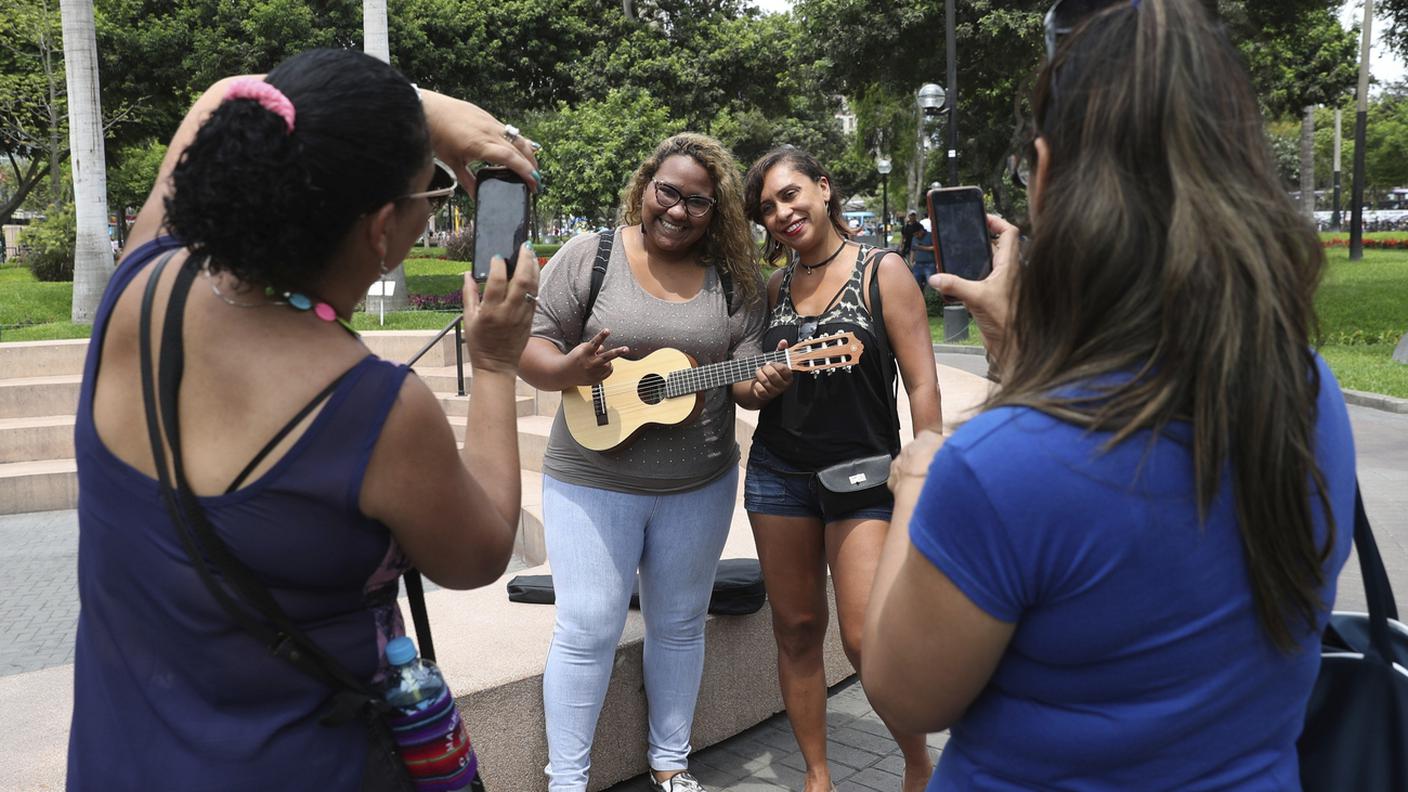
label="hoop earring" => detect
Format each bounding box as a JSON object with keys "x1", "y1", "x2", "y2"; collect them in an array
[{"x1": 379, "y1": 258, "x2": 394, "y2": 276}]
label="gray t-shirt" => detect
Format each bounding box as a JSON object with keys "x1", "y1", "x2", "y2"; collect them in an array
[{"x1": 531, "y1": 227, "x2": 766, "y2": 493}]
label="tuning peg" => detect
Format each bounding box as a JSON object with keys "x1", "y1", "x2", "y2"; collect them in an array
[{"x1": 813, "y1": 371, "x2": 821, "y2": 379}]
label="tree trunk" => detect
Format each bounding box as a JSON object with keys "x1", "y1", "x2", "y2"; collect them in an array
[
  {"x1": 363, "y1": 0, "x2": 410, "y2": 310},
  {"x1": 1300, "y1": 106, "x2": 1316, "y2": 219},
  {"x1": 61, "y1": 0, "x2": 114, "y2": 324}
]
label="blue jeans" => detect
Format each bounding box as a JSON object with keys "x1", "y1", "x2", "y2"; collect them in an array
[
  {"x1": 541, "y1": 468, "x2": 738, "y2": 791},
  {"x1": 743, "y1": 442, "x2": 893, "y2": 524},
  {"x1": 912, "y1": 259, "x2": 936, "y2": 289}
]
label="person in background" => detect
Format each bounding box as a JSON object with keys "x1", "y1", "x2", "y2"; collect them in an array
[
  {"x1": 743, "y1": 147, "x2": 941, "y2": 792},
  {"x1": 864, "y1": 1, "x2": 1356, "y2": 788},
  {"x1": 899, "y1": 210, "x2": 922, "y2": 262},
  {"x1": 68, "y1": 48, "x2": 541, "y2": 789},
  {"x1": 519, "y1": 133, "x2": 786, "y2": 792},
  {"x1": 909, "y1": 214, "x2": 936, "y2": 290}
]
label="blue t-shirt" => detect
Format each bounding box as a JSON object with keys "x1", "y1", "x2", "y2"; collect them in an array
[
  {"x1": 909, "y1": 357, "x2": 1356, "y2": 791},
  {"x1": 913, "y1": 228, "x2": 936, "y2": 266}
]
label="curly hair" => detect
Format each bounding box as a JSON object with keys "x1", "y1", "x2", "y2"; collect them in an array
[
  {"x1": 743, "y1": 146, "x2": 851, "y2": 266},
  {"x1": 618, "y1": 133, "x2": 761, "y2": 305},
  {"x1": 164, "y1": 49, "x2": 428, "y2": 293}
]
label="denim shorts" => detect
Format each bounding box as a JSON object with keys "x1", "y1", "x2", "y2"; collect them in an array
[{"x1": 744, "y1": 442, "x2": 894, "y2": 524}]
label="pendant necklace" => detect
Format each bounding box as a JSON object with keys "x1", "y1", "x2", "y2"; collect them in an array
[
  {"x1": 205, "y1": 269, "x2": 359, "y2": 337},
  {"x1": 798, "y1": 239, "x2": 849, "y2": 276}
]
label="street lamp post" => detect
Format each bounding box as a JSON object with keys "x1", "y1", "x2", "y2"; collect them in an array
[
  {"x1": 876, "y1": 155, "x2": 892, "y2": 246},
  {"x1": 916, "y1": 83, "x2": 946, "y2": 203}
]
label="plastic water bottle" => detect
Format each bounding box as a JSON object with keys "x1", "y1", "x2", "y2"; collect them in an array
[{"x1": 381, "y1": 636, "x2": 479, "y2": 791}]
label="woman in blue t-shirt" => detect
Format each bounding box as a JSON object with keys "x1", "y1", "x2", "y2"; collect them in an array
[{"x1": 863, "y1": 1, "x2": 1356, "y2": 789}]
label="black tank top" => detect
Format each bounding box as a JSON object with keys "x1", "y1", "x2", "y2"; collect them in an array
[{"x1": 753, "y1": 245, "x2": 900, "y2": 470}]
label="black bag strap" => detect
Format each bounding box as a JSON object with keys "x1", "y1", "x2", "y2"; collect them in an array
[
  {"x1": 1349, "y1": 482, "x2": 1397, "y2": 663},
  {"x1": 580, "y1": 229, "x2": 736, "y2": 340},
  {"x1": 225, "y1": 367, "x2": 358, "y2": 493},
  {"x1": 581, "y1": 230, "x2": 613, "y2": 340},
  {"x1": 861, "y1": 245, "x2": 902, "y2": 443},
  {"x1": 137, "y1": 253, "x2": 399, "y2": 721}
]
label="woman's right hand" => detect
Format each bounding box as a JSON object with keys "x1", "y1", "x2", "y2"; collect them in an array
[
  {"x1": 931, "y1": 213, "x2": 1020, "y2": 366},
  {"x1": 463, "y1": 243, "x2": 540, "y2": 375},
  {"x1": 563, "y1": 329, "x2": 631, "y2": 386}
]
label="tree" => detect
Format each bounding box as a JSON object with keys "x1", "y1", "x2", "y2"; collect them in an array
[
  {"x1": 62, "y1": 0, "x2": 114, "y2": 323},
  {"x1": 528, "y1": 88, "x2": 684, "y2": 225},
  {"x1": 0, "y1": 0, "x2": 66, "y2": 227}
]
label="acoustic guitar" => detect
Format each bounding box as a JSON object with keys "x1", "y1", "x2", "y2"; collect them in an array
[{"x1": 563, "y1": 331, "x2": 865, "y2": 452}]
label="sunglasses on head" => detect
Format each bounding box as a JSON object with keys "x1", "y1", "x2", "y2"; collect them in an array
[
  {"x1": 398, "y1": 159, "x2": 458, "y2": 213},
  {"x1": 1044, "y1": 0, "x2": 1139, "y2": 60},
  {"x1": 798, "y1": 317, "x2": 819, "y2": 341}
]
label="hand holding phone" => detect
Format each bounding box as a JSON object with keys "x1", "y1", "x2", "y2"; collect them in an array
[
  {"x1": 927, "y1": 186, "x2": 994, "y2": 285},
  {"x1": 472, "y1": 168, "x2": 532, "y2": 282}
]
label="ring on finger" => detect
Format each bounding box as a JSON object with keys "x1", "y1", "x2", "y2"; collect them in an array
[
  {"x1": 523, "y1": 291, "x2": 538, "y2": 303},
  {"x1": 503, "y1": 124, "x2": 520, "y2": 143}
]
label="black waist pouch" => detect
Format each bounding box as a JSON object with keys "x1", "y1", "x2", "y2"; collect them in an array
[{"x1": 508, "y1": 558, "x2": 766, "y2": 615}]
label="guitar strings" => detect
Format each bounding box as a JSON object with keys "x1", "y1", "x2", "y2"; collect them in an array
[{"x1": 583, "y1": 340, "x2": 857, "y2": 400}]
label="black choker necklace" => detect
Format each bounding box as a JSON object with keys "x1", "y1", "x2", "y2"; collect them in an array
[{"x1": 798, "y1": 239, "x2": 848, "y2": 275}]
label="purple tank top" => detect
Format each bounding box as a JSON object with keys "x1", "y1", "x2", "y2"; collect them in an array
[{"x1": 68, "y1": 237, "x2": 413, "y2": 789}]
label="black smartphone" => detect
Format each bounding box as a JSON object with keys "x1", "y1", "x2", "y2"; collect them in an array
[
  {"x1": 927, "y1": 186, "x2": 993, "y2": 284},
  {"x1": 472, "y1": 167, "x2": 532, "y2": 282}
]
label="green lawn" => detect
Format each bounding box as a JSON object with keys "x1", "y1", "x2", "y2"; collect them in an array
[{"x1": 4, "y1": 250, "x2": 1406, "y2": 398}]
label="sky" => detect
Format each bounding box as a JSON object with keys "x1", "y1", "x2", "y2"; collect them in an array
[
  {"x1": 747, "y1": 1, "x2": 1407, "y2": 87},
  {"x1": 1340, "y1": 0, "x2": 1406, "y2": 87}
]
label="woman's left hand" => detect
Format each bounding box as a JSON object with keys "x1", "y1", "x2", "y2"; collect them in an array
[
  {"x1": 749, "y1": 339, "x2": 794, "y2": 402},
  {"x1": 421, "y1": 90, "x2": 540, "y2": 193},
  {"x1": 889, "y1": 430, "x2": 945, "y2": 495}
]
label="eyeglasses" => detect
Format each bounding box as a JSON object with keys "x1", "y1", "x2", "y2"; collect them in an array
[
  {"x1": 1043, "y1": 0, "x2": 1134, "y2": 60},
  {"x1": 652, "y1": 180, "x2": 717, "y2": 218},
  {"x1": 398, "y1": 159, "x2": 458, "y2": 213}
]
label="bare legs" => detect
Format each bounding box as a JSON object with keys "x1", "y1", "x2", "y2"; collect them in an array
[{"x1": 749, "y1": 514, "x2": 934, "y2": 792}]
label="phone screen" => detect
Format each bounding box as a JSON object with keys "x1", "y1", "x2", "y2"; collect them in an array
[
  {"x1": 472, "y1": 173, "x2": 531, "y2": 282},
  {"x1": 930, "y1": 188, "x2": 992, "y2": 283}
]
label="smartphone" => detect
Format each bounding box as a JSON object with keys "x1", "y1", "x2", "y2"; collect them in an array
[
  {"x1": 927, "y1": 186, "x2": 993, "y2": 284},
  {"x1": 472, "y1": 168, "x2": 532, "y2": 282}
]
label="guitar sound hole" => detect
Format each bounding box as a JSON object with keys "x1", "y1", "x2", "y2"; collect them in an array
[{"x1": 638, "y1": 373, "x2": 667, "y2": 405}]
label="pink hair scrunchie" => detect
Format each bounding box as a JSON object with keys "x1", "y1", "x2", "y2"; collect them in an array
[{"x1": 224, "y1": 78, "x2": 296, "y2": 134}]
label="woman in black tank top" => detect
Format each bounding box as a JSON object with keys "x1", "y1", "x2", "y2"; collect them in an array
[{"x1": 742, "y1": 148, "x2": 943, "y2": 792}]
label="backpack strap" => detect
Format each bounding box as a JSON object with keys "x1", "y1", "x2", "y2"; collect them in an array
[
  {"x1": 579, "y1": 229, "x2": 737, "y2": 338},
  {"x1": 581, "y1": 230, "x2": 613, "y2": 339}
]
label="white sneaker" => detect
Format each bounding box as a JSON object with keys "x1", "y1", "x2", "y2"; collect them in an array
[{"x1": 655, "y1": 770, "x2": 705, "y2": 791}]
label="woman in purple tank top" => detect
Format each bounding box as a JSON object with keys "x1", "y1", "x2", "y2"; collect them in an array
[{"x1": 68, "y1": 49, "x2": 541, "y2": 790}]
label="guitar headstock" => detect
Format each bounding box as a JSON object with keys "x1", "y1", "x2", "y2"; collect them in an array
[{"x1": 788, "y1": 331, "x2": 865, "y2": 376}]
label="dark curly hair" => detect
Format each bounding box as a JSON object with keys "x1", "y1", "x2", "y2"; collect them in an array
[
  {"x1": 164, "y1": 49, "x2": 429, "y2": 292},
  {"x1": 743, "y1": 146, "x2": 851, "y2": 265}
]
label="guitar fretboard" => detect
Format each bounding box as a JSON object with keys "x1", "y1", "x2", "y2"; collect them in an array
[{"x1": 664, "y1": 349, "x2": 794, "y2": 398}]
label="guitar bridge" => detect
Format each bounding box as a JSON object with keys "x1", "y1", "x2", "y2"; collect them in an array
[{"x1": 592, "y1": 383, "x2": 608, "y2": 426}]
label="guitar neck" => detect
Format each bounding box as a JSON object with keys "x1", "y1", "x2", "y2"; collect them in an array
[{"x1": 664, "y1": 349, "x2": 791, "y2": 398}]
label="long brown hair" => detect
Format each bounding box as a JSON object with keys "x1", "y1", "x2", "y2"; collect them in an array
[
  {"x1": 743, "y1": 146, "x2": 851, "y2": 266},
  {"x1": 619, "y1": 133, "x2": 761, "y2": 304},
  {"x1": 994, "y1": 0, "x2": 1332, "y2": 651}
]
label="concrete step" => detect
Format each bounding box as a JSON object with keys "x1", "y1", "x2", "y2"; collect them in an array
[
  {"x1": 0, "y1": 458, "x2": 78, "y2": 515},
  {"x1": 0, "y1": 375, "x2": 82, "y2": 420},
  {"x1": 414, "y1": 364, "x2": 538, "y2": 398},
  {"x1": 436, "y1": 393, "x2": 539, "y2": 420},
  {"x1": 0, "y1": 339, "x2": 89, "y2": 380},
  {"x1": 360, "y1": 330, "x2": 462, "y2": 368},
  {"x1": 0, "y1": 415, "x2": 75, "y2": 464}
]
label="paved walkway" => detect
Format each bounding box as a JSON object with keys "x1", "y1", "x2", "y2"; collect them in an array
[{"x1": 608, "y1": 677, "x2": 943, "y2": 792}]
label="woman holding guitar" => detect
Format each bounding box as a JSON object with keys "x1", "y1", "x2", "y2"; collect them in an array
[
  {"x1": 742, "y1": 147, "x2": 942, "y2": 792},
  {"x1": 519, "y1": 133, "x2": 789, "y2": 792}
]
